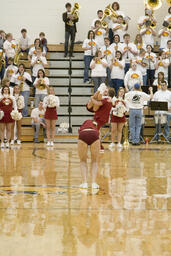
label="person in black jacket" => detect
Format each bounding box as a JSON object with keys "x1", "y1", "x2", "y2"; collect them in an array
[{"x1": 62, "y1": 2, "x2": 79, "y2": 57}]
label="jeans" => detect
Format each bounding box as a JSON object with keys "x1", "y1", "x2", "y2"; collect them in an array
[
  {"x1": 124, "y1": 63, "x2": 130, "y2": 74},
  {"x1": 21, "y1": 91, "x2": 30, "y2": 117},
  {"x1": 0, "y1": 64, "x2": 5, "y2": 80},
  {"x1": 109, "y1": 28, "x2": 114, "y2": 44},
  {"x1": 35, "y1": 94, "x2": 47, "y2": 108},
  {"x1": 32, "y1": 76, "x2": 36, "y2": 97},
  {"x1": 129, "y1": 109, "x2": 142, "y2": 143},
  {"x1": 92, "y1": 77, "x2": 106, "y2": 92},
  {"x1": 143, "y1": 75, "x2": 147, "y2": 86},
  {"x1": 64, "y1": 28, "x2": 76, "y2": 56},
  {"x1": 84, "y1": 55, "x2": 93, "y2": 82},
  {"x1": 147, "y1": 69, "x2": 155, "y2": 86},
  {"x1": 164, "y1": 114, "x2": 171, "y2": 140},
  {"x1": 32, "y1": 121, "x2": 46, "y2": 139},
  {"x1": 106, "y1": 67, "x2": 112, "y2": 87},
  {"x1": 111, "y1": 79, "x2": 124, "y2": 95}
]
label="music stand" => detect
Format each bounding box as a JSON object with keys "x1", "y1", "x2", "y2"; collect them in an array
[{"x1": 149, "y1": 101, "x2": 170, "y2": 144}]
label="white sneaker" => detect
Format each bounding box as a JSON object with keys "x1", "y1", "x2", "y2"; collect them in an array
[
  {"x1": 50, "y1": 141, "x2": 54, "y2": 146},
  {"x1": 1, "y1": 142, "x2": 5, "y2": 148},
  {"x1": 17, "y1": 140, "x2": 21, "y2": 145},
  {"x1": 46, "y1": 141, "x2": 51, "y2": 146},
  {"x1": 6, "y1": 142, "x2": 10, "y2": 148},
  {"x1": 10, "y1": 140, "x2": 14, "y2": 145},
  {"x1": 92, "y1": 182, "x2": 99, "y2": 189},
  {"x1": 117, "y1": 143, "x2": 123, "y2": 148},
  {"x1": 79, "y1": 183, "x2": 88, "y2": 189},
  {"x1": 109, "y1": 142, "x2": 115, "y2": 149}
]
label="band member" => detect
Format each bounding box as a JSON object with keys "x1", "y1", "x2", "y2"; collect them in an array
[
  {"x1": 153, "y1": 72, "x2": 165, "y2": 90},
  {"x1": 78, "y1": 120, "x2": 100, "y2": 189},
  {"x1": 93, "y1": 20, "x2": 107, "y2": 47},
  {"x1": 158, "y1": 22, "x2": 171, "y2": 50},
  {"x1": 121, "y1": 33, "x2": 138, "y2": 74},
  {"x1": 144, "y1": 44, "x2": 157, "y2": 86},
  {"x1": 1, "y1": 78, "x2": 13, "y2": 96},
  {"x1": 63, "y1": 2, "x2": 79, "y2": 57},
  {"x1": 134, "y1": 34, "x2": 146, "y2": 54},
  {"x1": 34, "y1": 69, "x2": 49, "y2": 107},
  {"x1": 164, "y1": 40, "x2": 171, "y2": 87},
  {"x1": 155, "y1": 51, "x2": 169, "y2": 82},
  {"x1": 0, "y1": 86, "x2": 17, "y2": 148},
  {"x1": 4, "y1": 57, "x2": 18, "y2": 80},
  {"x1": 31, "y1": 101, "x2": 46, "y2": 143},
  {"x1": 91, "y1": 10, "x2": 103, "y2": 30},
  {"x1": 82, "y1": 30, "x2": 98, "y2": 84},
  {"x1": 10, "y1": 63, "x2": 32, "y2": 117},
  {"x1": 110, "y1": 50, "x2": 125, "y2": 95},
  {"x1": 28, "y1": 38, "x2": 43, "y2": 61},
  {"x1": 19, "y1": 28, "x2": 31, "y2": 54},
  {"x1": 164, "y1": 6, "x2": 171, "y2": 24},
  {"x1": 31, "y1": 47, "x2": 47, "y2": 83},
  {"x1": 136, "y1": 48, "x2": 148, "y2": 86},
  {"x1": 109, "y1": 34, "x2": 123, "y2": 56},
  {"x1": 153, "y1": 81, "x2": 171, "y2": 141},
  {"x1": 125, "y1": 83, "x2": 153, "y2": 145},
  {"x1": 3, "y1": 33, "x2": 16, "y2": 59},
  {"x1": 43, "y1": 86, "x2": 60, "y2": 146},
  {"x1": 111, "y1": 15, "x2": 128, "y2": 43},
  {"x1": 0, "y1": 30, "x2": 6, "y2": 49},
  {"x1": 137, "y1": 8, "x2": 157, "y2": 31},
  {"x1": 90, "y1": 50, "x2": 108, "y2": 92},
  {"x1": 109, "y1": 87, "x2": 127, "y2": 149},
  {"x1": 124, "y1": 62, "x2": 143, "y2": 91},
  {"x1": 140, "y1": 19, "x2": 156, "y2": 47},
  {"x1": 11, "y1": 85, "x2": 25, "y2": 145}
]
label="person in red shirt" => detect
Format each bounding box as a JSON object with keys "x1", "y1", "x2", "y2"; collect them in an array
[{"x1": 78, "y1": 120, "x2": 100, "y2": 190}]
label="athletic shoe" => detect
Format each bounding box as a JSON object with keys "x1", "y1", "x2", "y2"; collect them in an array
[
  {"x1": 109, "y1": 142, "x2": 115, "y2": 149},
  {"x1": 80, "y1": 183, "x2": 88, "y2": 189},
  {"x1": 17, "y1": 140, "x2": 21, "y2": 145},
  {"x1": 117, "y1": 143, "x2": 123, "y2": 148},
  {"x1": 46, "y1": 141, "x2": 51, "y2": 146},
  {"x1": 1, "y1": 142, "x2": 5, "y2": 148},
  {"x1": 92, "y1": 183, "x2": 99, "y2": 189},
  {"x1": 50, "y1": 141, "x2": 54, "y2": 146},
  {"x1": 6, "y1": 142, "x2": 10, "y2": 148},
  {"x1": 10, "y1": 140, "x2": 14, "y2": 145}
]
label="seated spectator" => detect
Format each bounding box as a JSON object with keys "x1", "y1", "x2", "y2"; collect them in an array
[
  {"x1": 39, "y1": 32, "x2": 48, "y2": 54},
  {"x1": 34, "y1": 69, "x2": 49, "y2": 107},
  {"x1": 19, "y1": 28, "x2": 31, "y2": 54},
  {"x1": 31, "y1": 101, "x2": 46, "y2": 143}
]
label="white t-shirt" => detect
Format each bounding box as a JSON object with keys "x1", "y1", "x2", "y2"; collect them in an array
[
  {"x1": 153, "y1": 89, "x2": 171, "y2": 115},
  {"x1": 90, "y1": 58, "x2": 107, "y2": 77},
  {"x1": 135, "y1": 43, "x2": 146, "y2": 55},
  {"x1": 3, "y1": 40, "x2": 16, "y2": 58},
  {"x1": 31, "y1": 108, "x2": 45, "y2": 124},
  {"x1": 34, "y1": 77, "x2": 49, "y2": 95},
  {"x1": 155, "y1": 59, "x2": 169, "y2": 78},
  {"x1": 121, "y1": 43, "x2": 137, "y2": 63},
  {"x1": 144, "y1": 52, "x2": 156, "y2": 70},
  {"x1": 108, "y1": 10, "x2": 126, "y2": 28},
  {"x1": 82, "y1": 39, "x2": 99, "y2": 56},
  {"x1": 4, "y1": 64, "x2": 18, "y2": 79},
  {"x1": 137, "y1": 15, "x2": 149, "y2": 25},
  {"x1": 140, "y1": 28, "x2": 155, "y2": 47},
  {"x1": 124, "y1": 69, "x2": 143, "y2": 91},
  {"x1": 158, "y1": 28, "x2": 171, "y2": 49},
  {"x1": 110, "y1": 59, "x2": 125, "y2": 79},
  {"x1": 29, "y1": 46, "x2": 46, "y2": 57},
  {"x1": 109, "y1": 42, "x2": 123, "y2": 56},
  {"x1": 19, "y1": 36, "x2": 31, "y2": 49},
  {"x1": 136, "y1": 56, "x2": 147, "y2": 76},
  {"x1": 111, "y1": 23, "x2": 127, "y2": 43},
  {"x1": 94, "y1": 28, "x2": 106, "y2": 47},
  {"x1": 31, "y1": 55, "x2": 47, "y2": 77},
  {"x1": 125, "y1": 90, "x2": 150, "y2": 109},
  {"x1": 11, "y1": 72, "x2": 32, "y2": 91},
  {"x1": 164, "y1": 14, "x2": 171, "y2": 23},
  {"x1": 91, "y1": 18, "x2": 102, "y2": 29},
  {"x1": 100, "y1": 45, "x2": 113, "y2": 64}
]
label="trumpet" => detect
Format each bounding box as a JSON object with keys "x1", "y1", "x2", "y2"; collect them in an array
[
  {"x1": 67, "y1": 3, "x2": 80, "y2": 26},
  {"x1": 0, "y1": 51, "x2": 5, "y2": 72}
]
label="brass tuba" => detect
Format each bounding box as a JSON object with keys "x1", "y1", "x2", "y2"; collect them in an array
[
  {"x1": 0, "y1": 51, "x2": 5, "y2": 72},
  {"x1": 101, "y1": 4, "x2": 118, "y2": 28},
  {"x1": 14, "y1": 44, "x2": 23, "y2": 65},
  {"x1": 145, "y1": 0, "x2": 163, "y2": 10},
  {"x1": 67, "y1": 3, "x2": 80, "y2": 26}
]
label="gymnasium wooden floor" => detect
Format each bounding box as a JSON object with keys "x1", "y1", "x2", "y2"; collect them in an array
[{"x1": 0, "y1": 143, "x2": 171, "y2": 256}]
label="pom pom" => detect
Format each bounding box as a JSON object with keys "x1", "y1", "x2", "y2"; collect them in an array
[
  {"x1": 47, "y1": 95, "x2": 57, "y2": 108},
  {"x1": 57, "y1": 122, "x2": 69, "y2": 133},
  {"x1": 10, "y1": 110, "x2": 22, "y2": 121}
]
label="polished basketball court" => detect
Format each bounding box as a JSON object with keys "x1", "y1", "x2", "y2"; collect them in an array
[{"x1": 0, "y1": 143, "x2": 171, "y2": 256}]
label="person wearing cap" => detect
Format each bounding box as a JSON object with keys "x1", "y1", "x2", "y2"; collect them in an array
[
  {"x1": 153, "y1": 81, "x2": 171, "y2": 141},
  {"x1": 125, "y1": 83, "x2": 153, "y2": 145}
]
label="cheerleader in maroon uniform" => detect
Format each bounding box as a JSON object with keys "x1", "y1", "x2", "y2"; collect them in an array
[
  {"x1": 109, "y1": 87, "x2": 127, "y2": 149},
  {"x1": 43, "y1": 86, "x2": 60, "y2": 146},
  {"x1": 11, "y1": 85, "x2": 25, "y2": 145},
  {"x1": 78, "y1": 120, "x2": 100, "y2": 189},
  {"x1": 0, "y1": 86, "x2": 17, "y2": 148}
]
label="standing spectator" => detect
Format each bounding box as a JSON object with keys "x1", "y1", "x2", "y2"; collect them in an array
[
  {"x1": 34, "y1": 69, "x2": 49, "y2": 107},
  {"x1": 62, "y1": 2, "x2": 79, "y2": 57},
  {"x1": 19, "y1": 28, "x2": 31, "y2": 54},
  {"x1": 31, "y1": 101, "x2": 46, "y2": 143}
]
